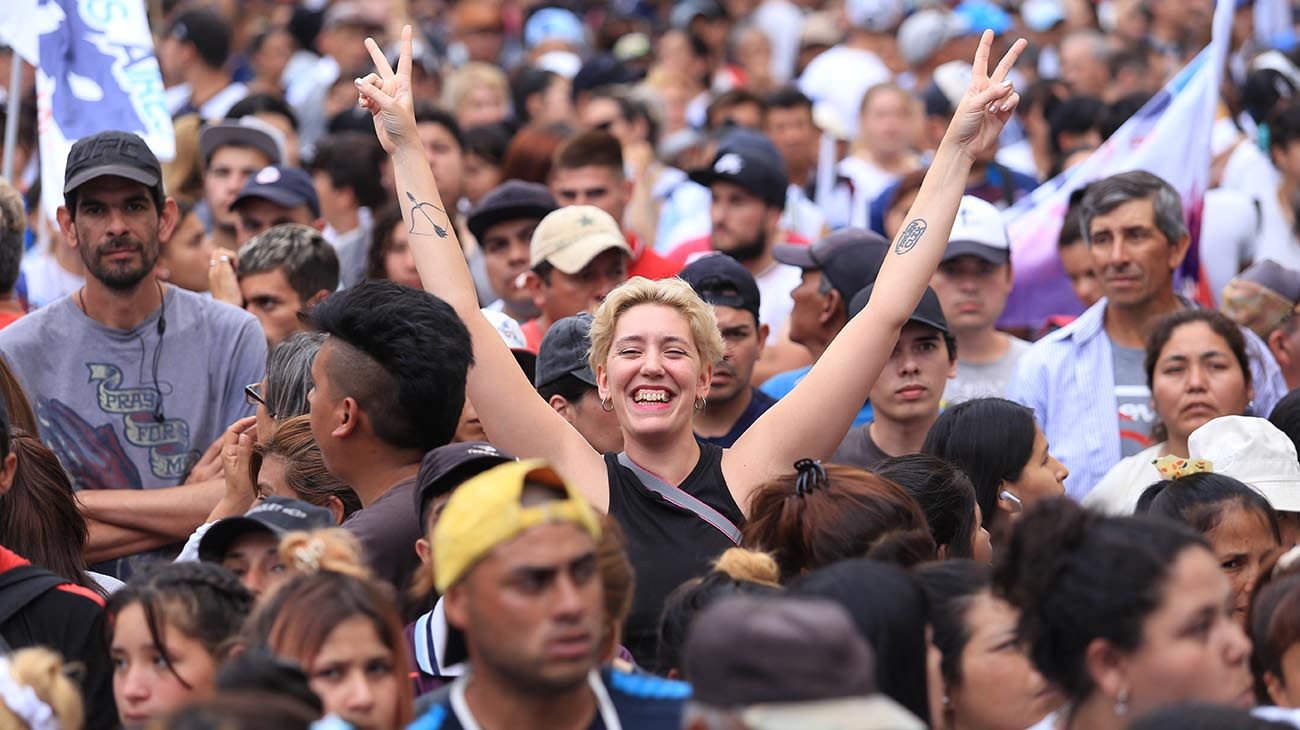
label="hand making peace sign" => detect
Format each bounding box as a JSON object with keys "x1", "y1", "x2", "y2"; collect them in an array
[
  {"x1": 355, "y1": 25, "x2": 418, "y2": 154},
  {"x1": 948, "y1": 30, "x2": 1028, "y2": 158}
]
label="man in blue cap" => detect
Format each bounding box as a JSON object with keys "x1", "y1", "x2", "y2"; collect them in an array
[{"x1": 231, "y1": 165, "x2": 325, "y2": 247}]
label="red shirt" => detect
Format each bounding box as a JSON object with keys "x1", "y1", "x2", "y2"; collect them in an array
[
  {"x1": 666, "y1": 230, "x2": 813, "y2": 268},
  {"x1": 520, "y1": 318, "x2": 544, "y2": 354},
  {"x1": 628, "y1": 237, "x2": 682, "y2": 281},
  {"x1": 0, "y1": 545, "x2": 104, "y2": 605}
]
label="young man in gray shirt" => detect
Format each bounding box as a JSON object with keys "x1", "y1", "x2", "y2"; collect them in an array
[{"x1": 0, "y1": 131, "x2": 266, "y2": 569}]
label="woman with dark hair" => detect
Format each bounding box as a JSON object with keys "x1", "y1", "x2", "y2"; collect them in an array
[
  {"x1": 791, "y1": 559, "x2": 934, "y2": 726},
  {"x1": 0, "y1": 354, "x2": 37, "y2": 433},
  {"x1": 108, "y1": 561, "x2": 254, "y2": 729},
  {"x1": 0, "y1": 431, "x2": 107, "y2": 595},
  {"x1": 1086, "y1": 309, "x2": 1252, "y2": 515},
  {"x1": 923, "y1": 397, "x2": 1067, "y2": 545},
  {"x1": 1250, "y1": 568, "x2": 1300, "y2": 706},
  {"x1": 1137, "y1": 471, "x2": 1281, "y2": 626},
  {"x1": 994, "y1": 498, "x2": 1254, "y2": 729},
  {"x1": 461, "y1": 124, "x2": 510, "y2": 207},
  {"x1": 742, "y1": 461, "x2": 937, "y2": 580},
  {"x1": 876, "y1": 454, "x2": 992, "y2": 562},
  {"x1": 655, "y1": 547, "x2": 782, "y2": 677},
  {"x1": 156, "y1": 199, "x2": 213, "y2": 294},
  {"x1": 1259, "y1": 101, "x2": 1300, "y2": 270},
  {"x1": 365, "y1": 204, "x2": 418, "y2": 289},
  {"x1": 915, "y1": 560, "x2": 1060, "y2": 730},
  {"x1": 243, "y1": 531, "x2": 414, "y2": 730}
]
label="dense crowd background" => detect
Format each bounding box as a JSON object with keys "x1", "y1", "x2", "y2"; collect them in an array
[{"x1": 4, "y1": 0, "x2": 1300, "y2": 729}]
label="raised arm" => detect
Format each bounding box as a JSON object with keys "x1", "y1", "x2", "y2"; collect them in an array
[
  {"x1": 726, "y1": 32, "x2": 1026, "y2": 505},
  {"x1": 355, "y1": 29, "x2": 609, "y2": 509}
]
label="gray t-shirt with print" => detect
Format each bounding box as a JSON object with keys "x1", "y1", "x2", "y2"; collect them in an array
[
  {"x1": 0, "y1": 286, "x2": 265, "y2": 489},
  {"x1": 1111, "y1": 340, "x2": 1156, "y2": 458}
]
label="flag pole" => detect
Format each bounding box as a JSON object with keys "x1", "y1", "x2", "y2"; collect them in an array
[{"x1": 2, "y1": 52, "x2": 20, "y2": 183}]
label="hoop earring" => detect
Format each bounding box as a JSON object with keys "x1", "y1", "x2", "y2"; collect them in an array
[
  {"x1": 694, "y1": 396, "x2": 707, "y2": 411},
  {"x1": 601, "y1": 397, "x2": 614, "y2": 412},
  {"x1": 1114, "y1": 688, "x2": 1129, "y2": 717}
]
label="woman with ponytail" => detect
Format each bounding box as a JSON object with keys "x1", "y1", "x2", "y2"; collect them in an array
[
  {"x1": 994, "y1": 498, "x2": 1254, "y2": 730},
  {"x1": 107, "y1": 561, "x2": 253, "y2": 729},
  {"x1": 741, "y1": 460, "x2": 937, "y2": 581},
  {"x1": 244, "y1": 529, "x2": 413, "y2": 730}
]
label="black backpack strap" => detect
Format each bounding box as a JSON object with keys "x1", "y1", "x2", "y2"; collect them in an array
[
  {"x1": 616, "y1": 452, "x2": 742, "y2": 545},
  {"x1": 0, "y1": 565, "x2": 71, "y2": 652}
]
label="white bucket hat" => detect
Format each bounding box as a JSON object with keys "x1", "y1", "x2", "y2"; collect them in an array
[{"x1": 1188, "y1": 416, "x2": 1300, "y2": 512}]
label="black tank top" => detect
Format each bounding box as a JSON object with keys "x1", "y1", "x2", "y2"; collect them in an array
[{"x1": 604, "y1": 442, "x2": 744, "y2": 666}]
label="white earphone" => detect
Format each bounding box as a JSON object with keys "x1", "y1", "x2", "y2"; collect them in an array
[{"x1": 1000, "y1": 490, "x2": 1023, "y2": 513}]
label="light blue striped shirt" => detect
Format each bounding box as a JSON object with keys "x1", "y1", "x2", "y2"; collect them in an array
[{"x1": 1007, "y1": 298, "x2": 1287, "y2": 500}]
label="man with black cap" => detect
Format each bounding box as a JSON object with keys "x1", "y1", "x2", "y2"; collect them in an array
[
  {"x1": 762, "y1": 228, "x2": 889, "y2": 428},
  {"x1": 467, "y1": 180, "x2": 556, "y2": 324},
  {"x1": 231, "y1": 165, "x2": 325, "y2": 247},
  {"x1": 197, "y1": 117, "x2": 284, "y2": 251},
  {"x1": 930, "y1": 196, "x2": 1030, "y2": 405},
  {"x1": 159, "y1": 7, "x2": 248, "y2": 121},
  {"x1": 195, "y1": 496, "x2": 334, "y2": 595},
  {"x1": 534, "y1": 313, "x2": 624, "y2": 454},
  {"x1": 682, "y1": 595, "x2": 924, "y2": 730},
  {"x1": 405, "y1": 441, "x2": 514, "y2": 695},
  {"x1": 680, "y1": 254, "x2": 775, "y2": 446},
  {"x1": 666, "y1": 128, "x2": 813, "y2": 380},
  {"x1": 0, "y1": 130, "x2": 266, "y2": 568},
  {"x1": 833, "y1": 285, "x2": 956, "y2": 469}
]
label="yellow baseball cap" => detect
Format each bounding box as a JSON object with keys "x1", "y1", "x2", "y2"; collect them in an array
[
  {"x1": 432, "y1": 459, "x2": 602, "y2": 593},
  {"x1": 529, "y1": 205, "x2": 632, "y2": 274}
]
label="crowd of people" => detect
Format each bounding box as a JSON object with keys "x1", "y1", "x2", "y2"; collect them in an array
[{"x1": 4, "y1": 0, "x2": 1300, "y2": 728}]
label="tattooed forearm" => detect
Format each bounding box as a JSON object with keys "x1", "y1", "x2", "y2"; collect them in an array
[
  {"x1": 894, "y1": 219, "x2": 927, "y2": 255},
  {"x1": 406, "y1": 191, "x2": 449, "y2": 237}
]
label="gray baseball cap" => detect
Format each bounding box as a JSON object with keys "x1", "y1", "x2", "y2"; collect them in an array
[{"x1": 535, "y1": 313, "x2": 596, "y2": 389}]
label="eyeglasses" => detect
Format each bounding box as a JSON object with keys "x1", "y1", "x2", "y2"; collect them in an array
[{"x1": 245, "y1": 382, "x2": 273, "y2": 417}]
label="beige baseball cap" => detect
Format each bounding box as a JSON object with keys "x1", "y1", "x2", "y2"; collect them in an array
[{"x1": 529, "y1": 205, "x2": 632, "y2": 274}]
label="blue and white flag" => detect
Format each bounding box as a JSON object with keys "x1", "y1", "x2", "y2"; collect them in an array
[
  {"x1": 0, "y1": 0, "x2": 173, "y2": 217},
  {"x1": 999, "y1": 0, "x2": 1234, "y2": 330}
]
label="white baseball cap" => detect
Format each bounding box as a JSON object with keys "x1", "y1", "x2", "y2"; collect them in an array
[
  {"x1": 943, "y1": 195, "x2": 1010, "y2": 265},
  {"x1": 1188, "y1": 416, "x2": 1300, "y2": 513}
]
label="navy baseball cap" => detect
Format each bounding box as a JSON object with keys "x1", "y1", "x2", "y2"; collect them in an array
[
  {"x1": 64, "y1": 131, "x2": 163, "y2": 204},
  {"x1": 232, "y1": 165, "x2": 321, "y2": 218},
  {"x1": 535, "y1": 313, "x2": 597, "y2": 390},
  {"x1": 467, "y1": 181, "x2": 557, "y2": 243},
  {"x1": 414, "y1": 441, "x2": 515, "y2": 528},
  {"x1": 679, "y1": 253, "x2": 762, "y2": 325},
  {"x1": 774, "y1": 228, "x2": 889, "y2": 304},
  {"x1": 689, "y1": 129, "x2": 788, "y2": 208},
  {"x1": 197, "y1": 496, "x2": 335, "y2": 562},
  {"x1": 849, "y1": 284, "x2": 949, "y2": 335}
]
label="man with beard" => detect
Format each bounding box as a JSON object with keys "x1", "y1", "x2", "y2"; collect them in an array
[
  {"x1": 679, "y1": 254, "x2": 775, "y2": 447},
  {"x1": 0, "y1": 131, "x2": 265, "y2": 571},
  {"x1": 665, "y1": 129, "x2": 812, "y2": 381}
]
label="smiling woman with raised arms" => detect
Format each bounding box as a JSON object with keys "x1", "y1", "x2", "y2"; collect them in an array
[{"x1": 355, "y1": 27, "x2": 1026, "y2": 661}]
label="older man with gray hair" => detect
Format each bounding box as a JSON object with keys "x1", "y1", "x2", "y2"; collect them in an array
[
  {"x1": 682, "y1": 595, "x2": 924, "y2": 730},
  {"x1": 1009, "y1": 170, "x2": 1286, "y2": 498},
  {"x1": 214, "y1": 223, "x2": 339, "y2": 345}
]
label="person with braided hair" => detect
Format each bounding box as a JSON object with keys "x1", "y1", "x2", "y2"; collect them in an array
[
  {"x1": 106, "y1": 561, "x2": 253, "y2": 729},
  {"x1": 993, "y1": 498, "x2": 1254, "y2": 730}
]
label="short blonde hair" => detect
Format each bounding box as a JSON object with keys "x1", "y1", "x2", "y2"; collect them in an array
[
  {"x1": 441, "y1": 62, "x2": 509, "y2": 113},
  {"x1": 588, "y1": 277, "x2": 725, "y2": 373}
]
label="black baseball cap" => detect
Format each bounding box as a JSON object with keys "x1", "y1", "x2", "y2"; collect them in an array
[
  {"x1": 414, "y1": 441, "x2": 515, "y2": 528},
  {"x1": 773, "y1": 228, "x2": 888, "y2": 304},
  {"x1": 64, "y1": 131, "x2": 163, "y2": 204},
  {"x1": 849, "y1": 284, "x2": 949, "y2": 335},
  {"x1": 535, "y1": 313, "x2": 597, "y2": 389},
  {"x1": 689, "y1": 129, "x2": 788, "y2": 208},
  {"x1": 197, "y1": 496, "x2": 335, "y2": 562},
  {"x1": 167, "y1": 8, "x2": 232, "y2": 70},
  {"x1": 232, "y1": 165, "x2": 321, "y2": 218},
  {"x1": 679, "y1": 253, "x2": 761, "y2": 325},
  {"x1": 467, "y1": 181, "x2": 558, "y2": 243}
]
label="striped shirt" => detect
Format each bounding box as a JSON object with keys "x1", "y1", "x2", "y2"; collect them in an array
[{"x1": 1007, "y1": 298, "x2": 1287, "y2": 499}]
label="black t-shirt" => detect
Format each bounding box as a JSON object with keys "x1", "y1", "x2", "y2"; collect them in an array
[
  {"x1": 604, "y1": 442, "x2": 743, "y2": 666},
  {"x1": 696, "y1": 388, "x2": 777, "y2": 448},
  {"x1": 344, "y1": 478, "x2": 424, "y2": 619},
  {"x1": 831, "y1": 423, "x2": 892, "y2": 470},
  {"x1": 0, "y1": 549, "x2": 117, "y2": 730}
]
